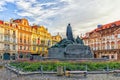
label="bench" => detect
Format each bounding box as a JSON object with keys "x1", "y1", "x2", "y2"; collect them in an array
[{"x1": 65, "y1": 71, "x2": 87, "y2": 77}]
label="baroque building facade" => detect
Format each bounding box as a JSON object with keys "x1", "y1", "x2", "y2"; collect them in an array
[
  {"x1": 31, "y1": 25, "x2": 52, "y2": 57},
  {"x1": 52, "y1": 33, "x2": 62, "y2": 46},
  {"x1": 0, "y1": 18, "x2": 62, "y2": 60},
  {"x1": 83, "y1": 20, "x2": 120, "y2": 60},
  {"x1": 0, "y1": 20, "x2": 18, "y2": 60},
  {"x1": 12, "y1": 18, "x2": 32, "y2": 59}
]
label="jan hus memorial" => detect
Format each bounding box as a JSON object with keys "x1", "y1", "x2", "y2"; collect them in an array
[{"x1": 48, "y1": 24, "x2": 93, "y2": 59}]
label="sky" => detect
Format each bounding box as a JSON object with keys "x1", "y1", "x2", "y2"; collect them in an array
[{"x1": 0, "y1": 0, "x2": 120, "y2": 38}]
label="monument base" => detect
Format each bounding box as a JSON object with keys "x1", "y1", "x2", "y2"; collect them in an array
[{"x1": 48, "y1": 44, "x2": 93, "y2": 59}]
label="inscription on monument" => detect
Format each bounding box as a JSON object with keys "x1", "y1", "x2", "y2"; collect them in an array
[{"x1": 65, "y1": 44, "x2": 93, "y2": 58}]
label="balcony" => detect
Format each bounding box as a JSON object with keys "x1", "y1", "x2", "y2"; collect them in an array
[
  {"x1": 4, "y1": 48, "x2": 10, "y2": 51},
  {"x1": 4, "y1": 40, "x2": 10, "y2": 43}
]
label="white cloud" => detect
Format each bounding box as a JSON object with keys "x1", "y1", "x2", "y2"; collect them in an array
[
  {"x1": 0, "y1": 1, "x2": 7, "y2": 11},
  {"x1": 1, "y1": 0, "x2": 120, "y2": 37}
]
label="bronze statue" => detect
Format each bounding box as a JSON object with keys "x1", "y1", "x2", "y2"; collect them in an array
[
  {"x1": 51, "y1": 24, "x2": 84, "y2": 48},
  {"x1": 66, "y1": 23, "x2": 74, "y2": 42}
]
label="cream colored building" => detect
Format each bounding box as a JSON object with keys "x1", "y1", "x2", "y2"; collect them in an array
[
  {"x1": 83, "y1": 20, "x2": 120, "y2": 60},
  {"x1": 0, "y1": 20, "x2": 18, "y2": 60}
]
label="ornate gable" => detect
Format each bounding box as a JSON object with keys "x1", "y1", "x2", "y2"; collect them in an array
[
  {"x1": 21, "y1": 18, "x2": 29, "y2": 26},
  {"x1": 89, "y1": 31, "x2": 101, "y2": 38}
]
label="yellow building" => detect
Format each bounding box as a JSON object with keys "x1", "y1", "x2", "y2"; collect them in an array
[
  {"x1": 13, "y1": 18, "x2": 32, "y2": 59},
  {"x1": 38, "y1": 26, "x2": 52, "y2": 57},
  {"x1": 31, "y1": 25, "x2": 52, "y2": 57},
  {"x1": 31, "y1": 26, "x2": 38, "y2": 55},
  {"x1": 0, "y1": 18, "x2": 62, "y2": 60},
  {"x1": 52, "y1": 33, "x2": 62, "y2": 46}
]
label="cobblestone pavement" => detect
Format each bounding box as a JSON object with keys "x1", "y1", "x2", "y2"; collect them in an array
[{"x1": 1, "y1": 67, "x2": 120, "y2": 80}]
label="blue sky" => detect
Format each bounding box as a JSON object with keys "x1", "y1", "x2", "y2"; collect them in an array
[{"x1": 0, "y1": 0, "x2": 120, "y2": 37}]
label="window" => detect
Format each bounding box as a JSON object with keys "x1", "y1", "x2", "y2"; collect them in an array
[
  {"x1": 118, "y1": 34, "x2": 120, "y2": 38},
  {"x1": 20, "y1": 46, "x2": 22, "y2": 50},
  {"x1": 111, "y1": 45, "x2": 114, "y2": 49},
  {"x1": 102, "y1": 46, "x2": 105, "y2": 50},
  {"x1": 4, "y1": 44, "x2": 6, "y2": 49},
  {"x1": 13, "y1": 45, "x2": 16, "y2": 50},
  {"x1": 111, "y1": 55, "x2": 114, "y2": 59},
  {"x1": 26, "y1": 28, "x2": 28, "y2": 31},
  {"x1": 13, "y1": 38, "x2": 16, "y2": 43},
  {"x1": 38, "y1": 47, "x2": 40, "y2": 51},
  {"x1": 107, "y1": 36, "x2": 110, "y2": 40},
  {"x1": 24, "y1": 39, "x2": 26, "y2": 43},
  {"x1": 111, "y1": 35, "x2": 114, "y2": 40},
  {"x1": 118, "y1": 43, "x2": 120, "y2": 49},
  {"x1": 24, "y1": 46, "x2": 26, "y2": 50},
  {"x1": 28, "y1": 39, "x2": 29, "y2": 44},
  {"x1": 107, "y1": 44, "x2": 110, "y2": 50},
  {"x1": 20, "y1": 38, "x2": 22, "y2": 43},
  {"x1": 33, "y1": 39, "x2": 36, "y2": 44},
  {"x1": 28, "y1": 47, "x2": 29, "y2": 50},
  {"x1": 8, "y1": 30, "x2": 10, "y2": 34},
  {"x1": 41, "y1": 40, "x2": 45, "y2": 44},
  {"x1": 4, "y1": 35, "x2": 7, "y2": 41},
  {"x1": 13, "y1": 31, "x2": 15, "y2": 35},
  {"x1": 33, "y1": 46, "x2": 36, "y2": 51},
  {"x1": 8, "y1": 36, "x2": 10, "y2": 41},
  {"x1": 42, "y1": 48, "x2": 44, "y2": 51},
  {"x1": 8, "y1": 44, "x2": 10, "y2": 50},
  {"x1": 1, "y1": 35, "x2": 2, "y2": 40}
]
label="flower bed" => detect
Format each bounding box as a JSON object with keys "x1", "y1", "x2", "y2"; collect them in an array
[{"x1": 9, "y1": 61, "x2": 120, "y2": 72}]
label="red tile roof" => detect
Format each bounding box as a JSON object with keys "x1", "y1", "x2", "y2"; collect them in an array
[
  {"x1": 0, "y1": 20, "x2": 4, "y2": 24},
  {"x1": 31, "y1": 25, "x2": 38, "y2": 29},
  {"x1": 13, "y1": 19, "x2": 22, "y2": 23},
  {"x1": 92, "y1": 20, "x2": 120, "y2": 32},
  {"x1": 83, "y1": 20, "x2": 120, "y2": 38}
]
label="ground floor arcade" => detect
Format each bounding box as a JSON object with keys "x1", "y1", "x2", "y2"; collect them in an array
[
  {"x1": 94, "y1": 49, "x2": 120, "y2": 60},
  {"x1": 0, "y1": 51, "x2": 18, "y2": 60}
]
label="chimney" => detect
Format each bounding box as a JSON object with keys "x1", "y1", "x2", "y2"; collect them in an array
[
  {"x1": 10, "y1": 18, "x2": 14, "y2": 23},
  {"x1": 97, "y1": 24, "x2": 102, "y2": 28}
]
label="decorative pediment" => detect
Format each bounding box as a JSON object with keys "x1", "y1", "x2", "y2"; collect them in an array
[
  {"x1": 21, "y1": 18, "x2": 29, "y2": 26},
  {"x1": 90, "y1": 31, "x2": 101, "y2": 38}
]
